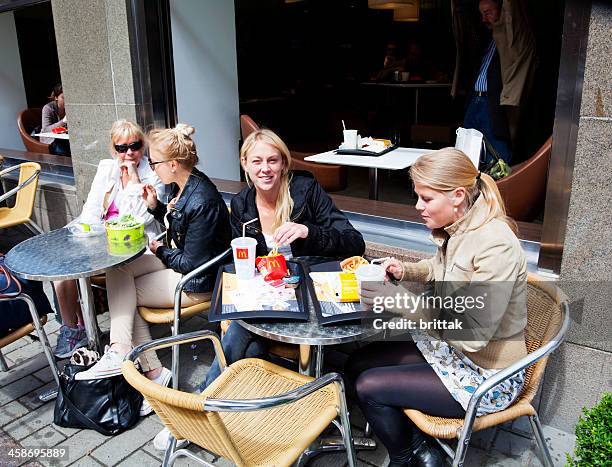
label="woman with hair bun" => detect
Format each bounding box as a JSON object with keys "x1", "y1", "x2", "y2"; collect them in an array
[
  {"x1": 77, "y1": 124, "x2": 231, "y2": 418},
  {"x1": 347, "y1": 148, "x2": 528, "y2": 466}
]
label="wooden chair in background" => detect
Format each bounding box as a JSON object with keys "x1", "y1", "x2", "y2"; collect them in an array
[
  {"x1": 17, "y1": 109, "x2": 50, "y2": 154},
  {"x1": 496, "y1": 137, "x2": 552, "y2": 222}
]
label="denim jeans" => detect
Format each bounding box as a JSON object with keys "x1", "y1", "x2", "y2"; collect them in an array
[
  {"x1": 202, "y1": 322, "x2": 269, "y2": 390},
  {"x1": 463, "y1": 95, "x2": 512, "y2": 164}
]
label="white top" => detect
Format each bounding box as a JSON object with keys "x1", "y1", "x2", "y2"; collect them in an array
[
  {"x1": 304, "y1": 147, "x2": 433, "y2": 170},
  {"x1": 78, "y1": 158, "x2": 165, "y2": 240},
  {"x1": 262, "y1": 232, "x2": 293, "y2": 259},
  {"x1": 34, "y1": 132, "x2": 69, "y2": 140}
]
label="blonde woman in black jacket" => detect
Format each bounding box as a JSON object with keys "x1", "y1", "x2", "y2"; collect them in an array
[{"x1": 209, "y1": 129, "x2": 364, "y2": 384}]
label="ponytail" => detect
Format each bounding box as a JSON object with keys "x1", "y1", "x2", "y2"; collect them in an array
[{"x1": 410, "y1": 148, "x2": 517, "y2": 234}]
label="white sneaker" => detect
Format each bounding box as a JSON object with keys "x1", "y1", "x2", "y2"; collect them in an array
[
  {"x1": 140, "y1": 367, "x2": 172, "y2": 417},
  {"x1": 74, "y1": 345, "x2": 125, "y2": 380},
  {"x1": 153, "y1": 427, "x2": 189, "y2": 451}
]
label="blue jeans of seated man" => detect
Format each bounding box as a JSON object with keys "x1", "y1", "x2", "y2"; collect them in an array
[
  {"x1": 202, "y1": 322, "x2": 269, "y2": 390},
  {"x1": 463, "y1": 95, "x2": 512, "y2": 164}
]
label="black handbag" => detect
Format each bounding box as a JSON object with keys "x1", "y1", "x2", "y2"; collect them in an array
[{"x1": 53, "y1": 362, "x2": 143, "y2": 436}]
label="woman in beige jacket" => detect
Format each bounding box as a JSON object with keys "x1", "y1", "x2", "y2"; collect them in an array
[{"x1": 346, "y1": 148, "x2": 527, "y2": 467}]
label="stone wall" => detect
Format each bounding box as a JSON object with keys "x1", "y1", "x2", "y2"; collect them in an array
[
  {"x1": 540, "y1": 1, "x2": 612, "y2": 432},
  {"x1": 51, "y1": 0, "x2": 139, "y2": 206}
]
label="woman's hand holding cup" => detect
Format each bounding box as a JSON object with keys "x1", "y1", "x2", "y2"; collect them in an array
[{"x1": 382, "y1": 258, "x2": 404, "y2": 281}]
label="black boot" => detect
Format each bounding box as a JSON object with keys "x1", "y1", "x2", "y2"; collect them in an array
[{"x1": 411, "y1": 438, "x2": 447, "y2": 467}]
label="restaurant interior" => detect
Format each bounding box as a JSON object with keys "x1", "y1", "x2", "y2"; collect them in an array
[
  {"x1": 3, "y1": 0, "x2": 566, "y2": 225},
  {"x1": 234, "y1": 0, "x2": 565, "y2": 212}
]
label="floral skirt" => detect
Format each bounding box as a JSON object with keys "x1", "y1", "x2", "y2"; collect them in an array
[{"x1": 412, "y1": 331, "x2": 525, "y2": 416}]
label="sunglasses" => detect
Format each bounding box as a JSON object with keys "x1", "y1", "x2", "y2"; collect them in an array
[{"x1": 114, "y1": 140, "x2": 143, "y2": 153}]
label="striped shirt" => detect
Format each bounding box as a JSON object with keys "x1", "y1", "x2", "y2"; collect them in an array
[{"x1": 474, "y1": 40, "x2": 496, "y2": 93}]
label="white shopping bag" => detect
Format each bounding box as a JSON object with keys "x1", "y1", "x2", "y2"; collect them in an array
[{"x1": 455, "y1": 127, "x2": 483, "y2": 169}]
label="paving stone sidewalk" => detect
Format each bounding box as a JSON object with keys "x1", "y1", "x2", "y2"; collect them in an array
[{"x1": 0, "y1": 226, "x2": 575, "y2": 466}]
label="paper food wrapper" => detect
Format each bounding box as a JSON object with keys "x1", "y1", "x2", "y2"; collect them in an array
[{"x1": 309, "y1": 271, "x2": 359, "y2": 303}]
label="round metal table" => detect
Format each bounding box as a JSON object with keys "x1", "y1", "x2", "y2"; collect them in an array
[
  {"x1": 239, "y1": 318, "x2": 378, "y2": 377},
  {"x1": 5, "y1": 227, "x2": 147, "y2": 351}
]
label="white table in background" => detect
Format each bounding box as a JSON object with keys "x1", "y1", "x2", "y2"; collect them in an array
[
  {"x1": 304, "y1": 146, "x2": 432, "y2": 200},
  {"x1": 34, "y1": 132, "x2": 69, "y2": 140}
]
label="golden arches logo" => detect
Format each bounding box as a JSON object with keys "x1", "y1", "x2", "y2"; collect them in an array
[
  {"x1": 236, "y1": 248, "x2": 249, "y2": 259},
  {"x1": 265, "y1": 259, "x2": 281, "y2": 268}
]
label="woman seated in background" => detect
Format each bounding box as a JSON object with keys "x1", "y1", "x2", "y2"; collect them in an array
[
  {"x1": 40, "y1": 83, "x2": 71, "y2": 156},
  {"x1": 76, "y1": 124, "x2": 231, "y2": 416},
  {"x1": 348, "y1": 148, "x2": 528, "y2": 467},
  {"x1": 207, "y1": 128, "x2": 365, "y2": 386},
  {"x1": 53, "y1": 119, "x2": 164, "y2": 359}
]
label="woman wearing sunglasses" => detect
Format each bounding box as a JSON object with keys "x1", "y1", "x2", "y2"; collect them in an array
[
  {"x1": 76, "y1": 123, "x2": 231, "y2": 418},
  {"x1": 52, "y1": 120, "x2": 164, "y2": 361}
]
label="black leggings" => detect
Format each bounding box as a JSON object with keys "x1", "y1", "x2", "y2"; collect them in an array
[{"x1": 345, "y1": 341, "x2": 465, "y2": 464}]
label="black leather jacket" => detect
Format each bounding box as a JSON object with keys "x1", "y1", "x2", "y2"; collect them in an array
[
  {"x1": 150, "y1": 168, "x2": 231, "y2": 293},
  {"x1": 230, "y1": 171, "x2": 365, "y2": 259}
]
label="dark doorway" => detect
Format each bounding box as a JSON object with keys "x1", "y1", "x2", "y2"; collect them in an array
[{"x1": 13, "y1": 1, "x2": 60, "y2": 108}]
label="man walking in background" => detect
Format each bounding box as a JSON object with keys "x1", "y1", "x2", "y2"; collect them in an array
[{"x1": 452, "y1": 0, "x2": 536, "y2": 164}]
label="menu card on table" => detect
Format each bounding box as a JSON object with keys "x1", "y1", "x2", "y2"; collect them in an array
[
  {"x1": 308, "y1": 262, "x2": 367, "y2": 325},
  {"x1": 208, "y1": 260, "x2": 311, "y2": 322}
]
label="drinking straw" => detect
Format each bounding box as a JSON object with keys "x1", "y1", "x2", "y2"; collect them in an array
[
  {"x1": 243, "y1": 218, "x2": 258, "y2": 238},
  {"x1": 342, "y1": 120, "x2": 346, "y2": 131}
]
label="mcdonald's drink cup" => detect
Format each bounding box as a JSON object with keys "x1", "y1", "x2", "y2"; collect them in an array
[
  {"x1": 355, "y1": 264, "x2": 386, "y2": 302},
  {"x1": 231, "y1": 237, "x2": 258, "y2": 280}
]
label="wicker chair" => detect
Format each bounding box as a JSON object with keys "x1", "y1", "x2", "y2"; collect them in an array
[
  {"x1": 400, "y1": 273, "x2": 570, "y2": 467},
  {"x1": 0, "y1": 294, "x2": 60, "y2": 389},
  {"x1": 139, "y1": 300, "x2": 211, "y2": 325},
  {"x1": 0, "y1": 302, "x2": 47, "y2": 371},
  {"x1": 0, "y1": 162, "x2": 44, "y2": 235},
  {"x1": 122, "y1": 330, "x2": 356, "y2": 467}
]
